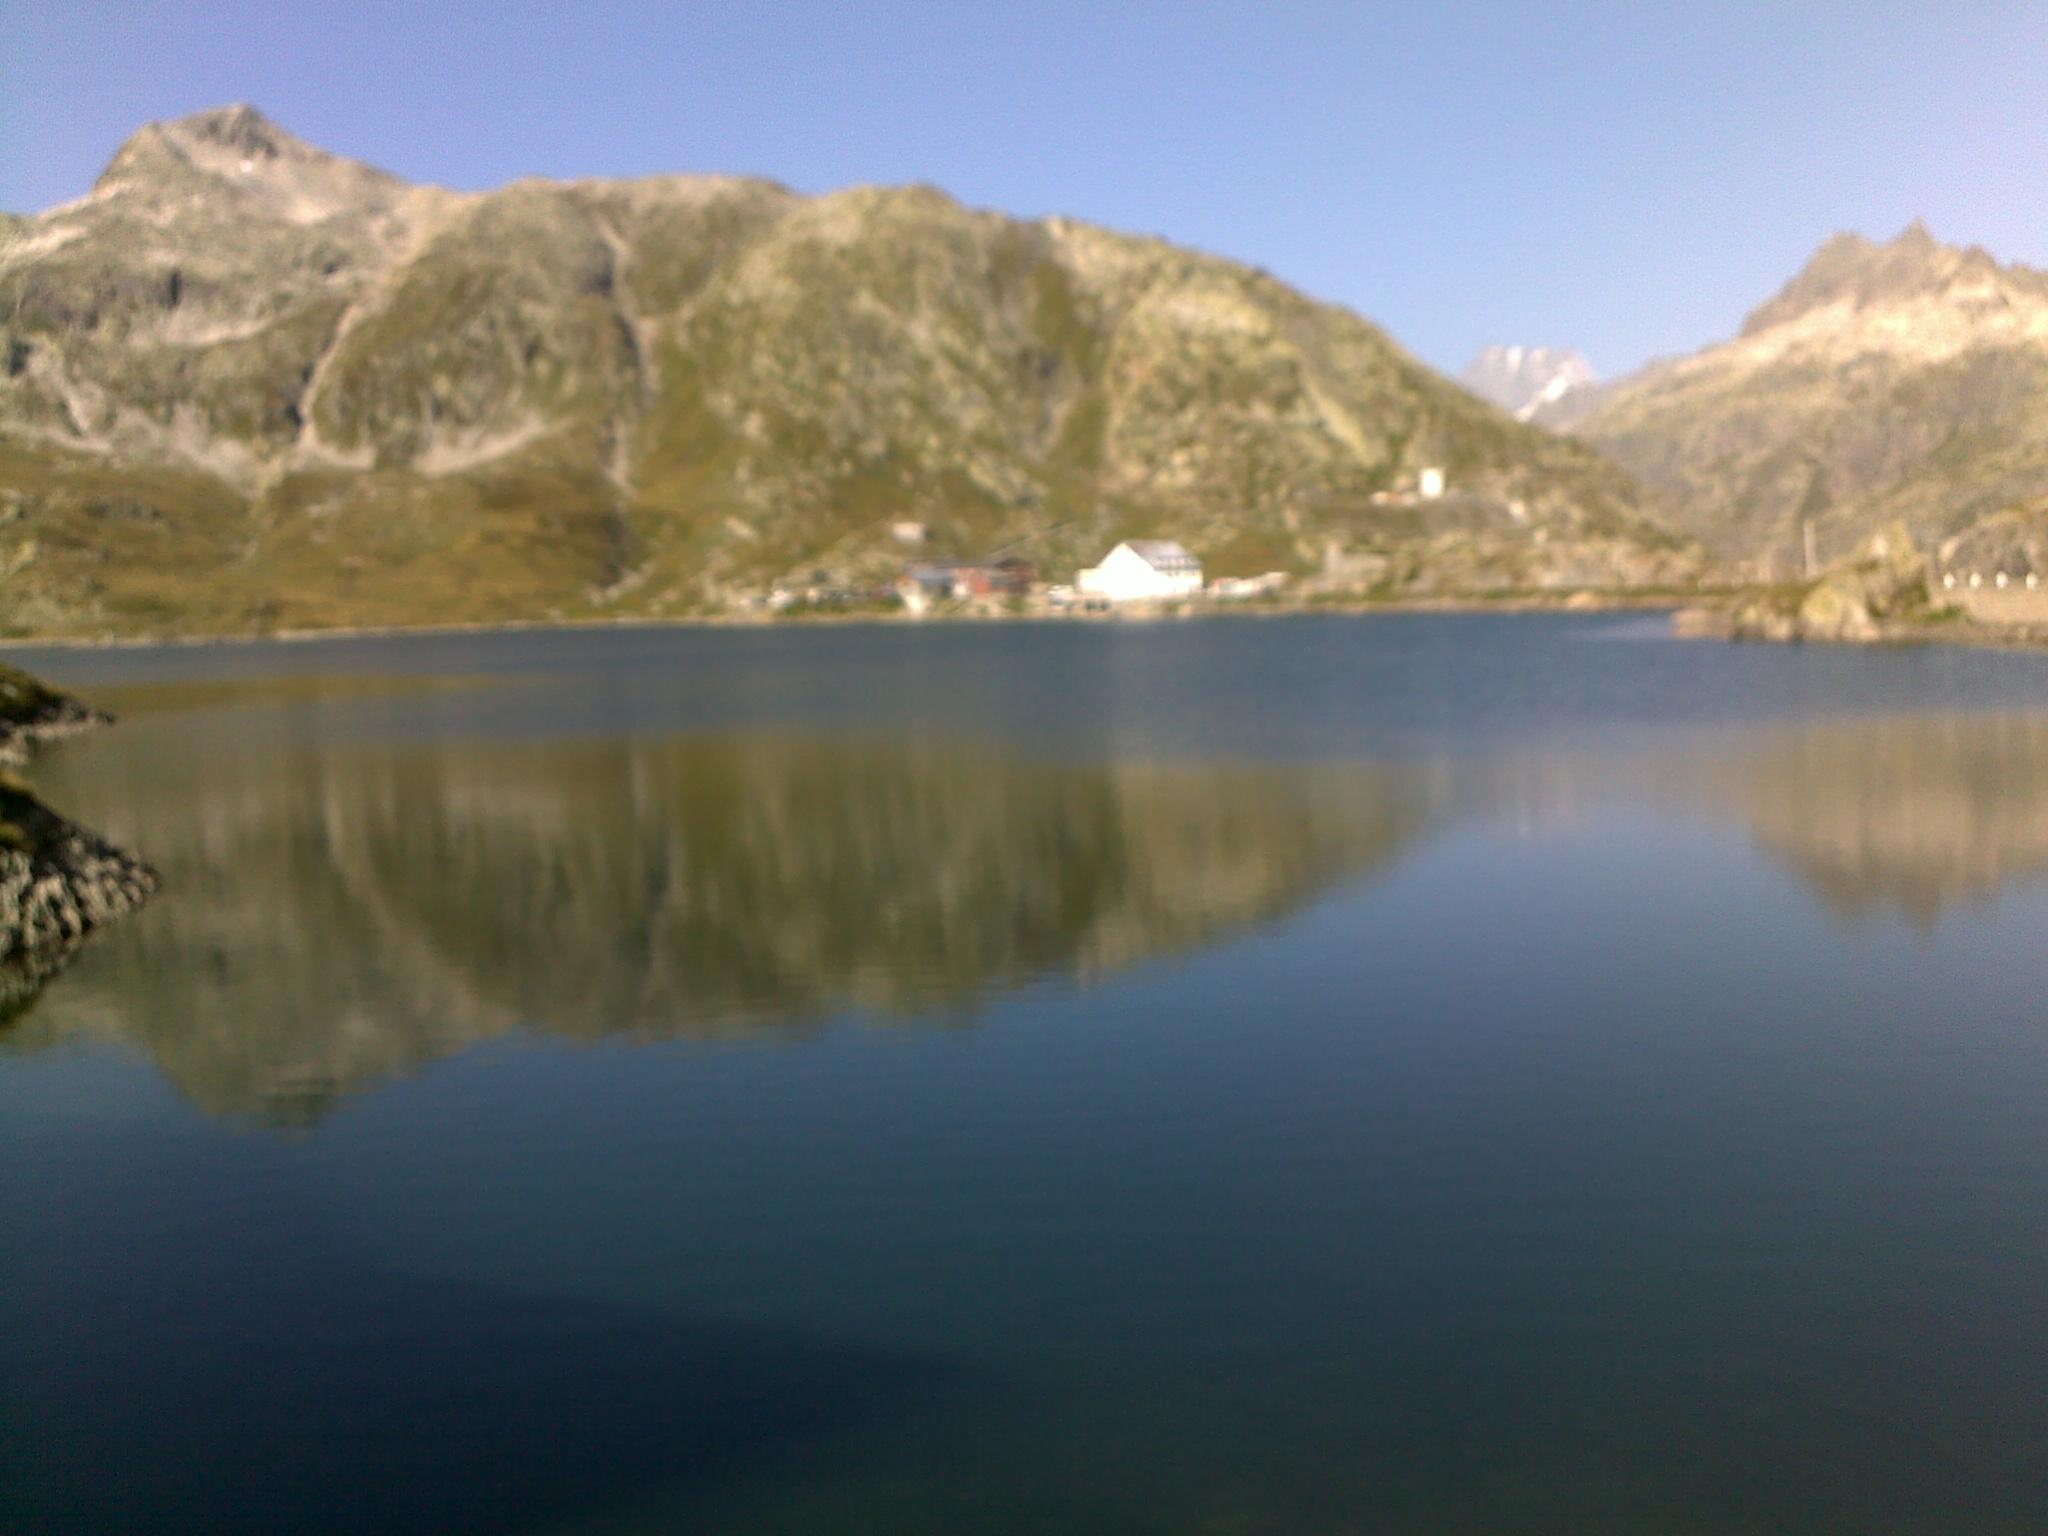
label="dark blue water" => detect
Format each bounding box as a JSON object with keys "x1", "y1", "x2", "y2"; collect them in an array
[{"x1": 4, "y1": 615, "x2": 2047, "y2": 1533}]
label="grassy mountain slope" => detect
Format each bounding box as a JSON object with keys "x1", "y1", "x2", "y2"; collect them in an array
[{"x1": 0, "y1": 107, "x2": 1694, "y2": 636}]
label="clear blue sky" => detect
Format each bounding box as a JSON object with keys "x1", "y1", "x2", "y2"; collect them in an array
[{"x1": 5, "y1": 1, "x2": 2044, "y2": 377}]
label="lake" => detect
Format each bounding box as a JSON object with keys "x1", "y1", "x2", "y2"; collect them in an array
[{"x1": 4, "y1": 613, "x2": 2047, "y2": 1534}]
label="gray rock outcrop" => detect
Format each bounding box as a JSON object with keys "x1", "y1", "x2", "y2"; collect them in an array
[{"x1": 0, "y1": 775, "x2": 157, "y2": 961}]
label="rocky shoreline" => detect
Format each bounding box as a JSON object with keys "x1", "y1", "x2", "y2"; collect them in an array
[
  {"x1": 0, "y1": 776, "x2": 158, "y2": 959},
  {"x1": 0, "y1": 663, "x2": 112, "y2": 763},
  {"x1": 1668, "y1": 523, "x2": 1997, "y2": 650},
  {"x1": 0, "y1": 670, "x2": 157, "y2": 1008}
]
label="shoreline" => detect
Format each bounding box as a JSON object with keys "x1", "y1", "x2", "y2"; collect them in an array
[
  {"x1": 9, "y1": 588, "x2": 2045, "y2": 660},
  {"x1": 0, "y1": 589, "x2": 1709, "y2": 653},
  {"x1": 0, "y1": 675, "x2": 158, "y2": 968},
  {"x1": 1671, "y1": 606, "x2": 2048, "y2": 659}
]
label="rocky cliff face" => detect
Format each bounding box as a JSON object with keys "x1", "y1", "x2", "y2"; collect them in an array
[
  {"x1": 1572, "y1": 223, "x2": 2048, "y2": 571},
  {"x1": 0, "y1": 107, "x2": 1694, "y2": 636}
]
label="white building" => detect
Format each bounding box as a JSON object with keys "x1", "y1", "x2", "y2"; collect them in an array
[
  {"x1": 1210, "y1": 571, "x2": 1288, "y2": 600},
  {"x1": 1076, "y1": 540, "x2": 1204, "y2": 603}
]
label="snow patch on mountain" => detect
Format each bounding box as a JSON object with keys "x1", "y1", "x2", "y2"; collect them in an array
[{"x1": 1461, "y1": 345, "x2": 1598, "y2": 422}]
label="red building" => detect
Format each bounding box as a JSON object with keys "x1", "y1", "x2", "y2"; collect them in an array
[{"x1": 955, "y1": 557, "x2": 1036, "y2": 598}]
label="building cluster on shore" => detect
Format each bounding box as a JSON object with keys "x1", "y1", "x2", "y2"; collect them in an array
[{"x1": 761, "y1": 539, "x2": 1292, "y2": 618}]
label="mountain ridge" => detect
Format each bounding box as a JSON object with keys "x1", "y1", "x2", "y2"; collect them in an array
[
  {"x1": 1571, "y1": 221, "x2": 2048, "y2": 568},
  {"x1": 0, "y1": 107, "x2": 1695, "y2": 637}
]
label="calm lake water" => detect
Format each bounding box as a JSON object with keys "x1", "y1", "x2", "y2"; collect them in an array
[{"x1": 5, "y1": 614, "x2": 2048, "y2": 1534}]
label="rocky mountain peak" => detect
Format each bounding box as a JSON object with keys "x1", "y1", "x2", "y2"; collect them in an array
[
  {"x1": 1571, "y1": 220, "x2": 2048, "y2": 570},
  {"x1": 1738, "y1": 220, "x2": 2034, "y2": 338},
  {"x1": 1893, "y1": 216, "x2": 1937, "y2": 251},
  {"x1": 91, "y1": 104, "x2": 407, "y2": 223},
  {"x1": 176, "y1": 103, "x2": 292, "y2": 159}
]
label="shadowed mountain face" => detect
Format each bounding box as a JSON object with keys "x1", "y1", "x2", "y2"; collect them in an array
[
  {"x1": 0, "y1": 107, "x2": 1693, "y2": 636},
  {"x1": 1572, "y1": 223, "x2": 2048, "y2": 571},
  {"x1": 3, "y1": 731, "x2": 1435, "y2": 1122}
]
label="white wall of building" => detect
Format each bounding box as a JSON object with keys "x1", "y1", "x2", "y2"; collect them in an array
[{"x1": 1076, "y1": 542, "x2": 1204, "y2": 602}]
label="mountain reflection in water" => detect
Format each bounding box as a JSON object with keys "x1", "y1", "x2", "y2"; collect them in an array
[
  {"x1": 4, "y1": 733, "x2": 1434, "y2": 1122},
  {"x1": 12, "y1": 706, "x2": 2048, "y2": 1124},
  {"x1": 1690, "y1": 713, "x2": 2048, "y2": 924},
  {"x1": 1451, "y1": 712, "x2": 2048, "y2": 924}
]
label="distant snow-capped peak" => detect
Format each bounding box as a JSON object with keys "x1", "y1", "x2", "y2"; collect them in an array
[{"x1": 1461, "y1": 345, "x2": 1598, "y2": 421}]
